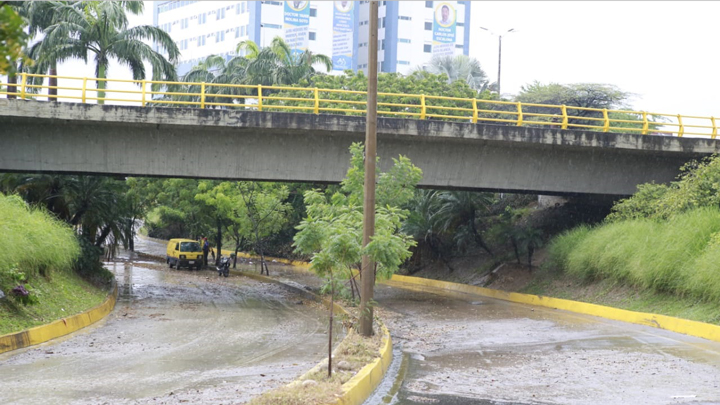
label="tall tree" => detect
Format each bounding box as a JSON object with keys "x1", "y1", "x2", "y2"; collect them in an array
[
  {"x1": 237, "y1": 36, "x2": 332, "y2": 87},
  {"x1": 515, "y1": 81, "x2": 631, "y2": 129},
  {"x1": 40, "y1": 1, "x2": 179, "y2": 103},
  {"x1": 421, "y1": 55, "x2": 489, "y2": 92},
  {"x1": 1, "y1": 1, "x2": 30, "y2": 97},
  {"x1": 20, "y1": 1, "x2": 71, "y2": 100},
  {"x1": 236, "y1": 182, "x2": 290, "y2": 275}
]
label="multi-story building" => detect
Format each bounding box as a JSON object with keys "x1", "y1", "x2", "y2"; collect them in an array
[{"x1": 153, "y1": 1, "x2": 471, "y2": 76}]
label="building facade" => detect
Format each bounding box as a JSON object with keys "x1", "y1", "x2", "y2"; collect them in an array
[{"x1": 153, "y1": 1, "x2": 471, "y2": 76}]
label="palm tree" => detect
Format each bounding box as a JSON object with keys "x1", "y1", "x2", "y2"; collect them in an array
[
  {"x1": 403, "y1": 189, "x2": 454, "y2": 272},
  {"x1": 515, "y1": 226, "x2": 543, "y2": 272},
  {"x1": 21, "y1": 1, "x2": 71, "y2": 100},
  {"x1": 40, "y1": 1, "x2": 179, "y2": 104},
  {"x1": 176, "y1": 54, "x2": 250, "y2": 107},
  {"x1": 435, "y1": 191, "x2": 495, "y2": 256},
  {"x1": 238, "y1": 36, "x2": 332, "y2": 87},
  {"x1": 422, "y1": 55, "x2": 489, "y2": 92}
]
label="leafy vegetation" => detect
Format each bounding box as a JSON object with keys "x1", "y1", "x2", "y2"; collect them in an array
[
  {"x1": 0, "y1": 193, "x2": 108, "y2": 334},
  {"x1": 0, "y1": 2, "x2": 29, "y2": 76},
  {"x1": 547, "y1": 155, "x2": 720, "y2": 305}
]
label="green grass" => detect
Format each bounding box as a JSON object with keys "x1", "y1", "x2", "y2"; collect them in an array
[
  {"x1": 0, "y1": 194, "x2": 80, "y2": 279},
  {"x1": 547, "y1": 207, "x2": 720, "y2": 302},
  {"x1": 0, "y1": 270, "x2": 108, "y2": 335},
  {"x1": 538, "y1": 207, "x2": 720, "y2": 323},
  {"x1": 0, "y1": 193, "x2": 108, "y2": 335}
]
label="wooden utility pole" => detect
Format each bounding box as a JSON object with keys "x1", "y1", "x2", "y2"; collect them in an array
[{"x1": 359, "y1": 0, "x2": 378, "y2": 337}]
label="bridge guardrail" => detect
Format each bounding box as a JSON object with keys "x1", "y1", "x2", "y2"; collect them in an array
[{"x1": 1, "y1": 73, "x2": 717, "y2": 138}]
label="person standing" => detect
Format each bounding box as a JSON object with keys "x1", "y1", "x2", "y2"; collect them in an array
[{"x1": 202, "y1": 237, "x2": 210, "y2": 266}]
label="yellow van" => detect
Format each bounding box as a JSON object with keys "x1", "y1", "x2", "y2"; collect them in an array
[{"x1": 166, "y1": 239, "x2": 204, "y2": 270}]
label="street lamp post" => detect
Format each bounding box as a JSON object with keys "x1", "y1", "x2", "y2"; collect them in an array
[{"x1": 479, "y1": 27, "x2": 515, "y2": 97}]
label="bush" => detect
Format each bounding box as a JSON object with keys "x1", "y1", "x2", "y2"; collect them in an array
[
  {"x1": 549, "y1": 207, "x2": 720, "y2": 302},
  {"x1": 74, "y1": 235, "x2": 114, "y2": 287},
  {"x1": 608, "y1": 154, "x2": 720, "y2": 221}
]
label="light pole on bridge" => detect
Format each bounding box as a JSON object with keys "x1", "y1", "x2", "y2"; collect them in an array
[{"x1": 479, "y1": 27, "x2": 515, "y2": 98}]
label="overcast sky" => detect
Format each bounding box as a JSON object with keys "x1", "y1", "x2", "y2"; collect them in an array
[
  {"x1": 469, "y1": 1, "x2": 720, "y2": 118},
  {"x1": 50, "y1": 1, "x2": 720, "y2": 120}
]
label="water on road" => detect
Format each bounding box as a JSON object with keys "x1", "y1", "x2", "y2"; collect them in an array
[
  {"x1": 373, "y1": 281, "x2": 720, "y2": 405},
  {"x1": 0, "y1": 257, "x2": 340, "y2": 404}
]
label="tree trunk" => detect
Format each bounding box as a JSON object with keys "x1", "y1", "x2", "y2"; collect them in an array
[
  {"x1": 470, "y1": 218, "x2": 494, "y2": 257},
  {"x1": 95, "y1": 225, "x2": 112, "y2": 248},
  {"x1": 328, "y1": 272, "x2": 334, "y2": 378},
  {"x1": 7, "y1": 73, "x2": 17, "y2": 99},
  {"x1": 129, "y1": 218, "x2": 136, "y2": 251},
  {"x1": 49, "y1": 64, "x2": 58, "y2": 101},
  {"x1": 511, "y1": 237, "x2": 521, "y2": 264},
  {"x1": 215, "y1": 219, "x2": 222, "y2": 266},
  {"x1": 97, "y1": 64, "x2": 107, "y2": 104},
  {"x1": 253, "y1": 227, "x2": 269, "y2": 275},
  {"x1": 527, "y1": 246, "x2": 534, "y2": 272}
]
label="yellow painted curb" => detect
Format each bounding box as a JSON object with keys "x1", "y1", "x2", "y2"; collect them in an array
[
  {"x1": 388, "y1": 274, "x2": 720, "y2": 343},
  {"x1": 0, "y1": 282, "x2": 118, "y2": 355},
  {"x1": 334, "y1": 324, "x2": 392, "y2": 405},
  {"x1": 233, "y1": 268, "x2": 392, "y2": 405}
]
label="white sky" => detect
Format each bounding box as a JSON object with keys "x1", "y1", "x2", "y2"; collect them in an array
[
  {"x1": 35, "y1": 1, "x2": 720, "y2": 120},
  {"x1": 468, "y1": 1, "x2": 720, "y2": 118}
]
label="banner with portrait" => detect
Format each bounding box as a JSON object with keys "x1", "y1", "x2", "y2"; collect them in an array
[
  {"x1": 332, "y1": 1, "x2": 355, "y2": 71},
  {"x1": 432, "y1": 2, "x2": 456, "y2": 57},
  {"x1": 284, "y1": 1, "x2": 310, "y2": 56}
]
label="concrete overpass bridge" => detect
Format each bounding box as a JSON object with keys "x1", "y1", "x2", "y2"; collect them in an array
[{"x1": 2, "y1": 98, "x2": 720, "y2": 196}]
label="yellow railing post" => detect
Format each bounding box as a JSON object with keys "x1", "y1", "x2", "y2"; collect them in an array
[
  {"x1": 711, "y1": 117, "x2": 717, "y2": 139},
  {"x1": 602, "y1": 108, "x2": 610, "y2": 132},
  {"x1": 200, "y1": 82, "x2": 206, "y2": 109},
  {"x1": 81, "y1": 77, "x2": 87, "y2": 103},
  {"x1": 257, "y1": 84, "x2": 263, "y2": 111},
  {"x1": 20, "y1": 73, "x2": 27, "y2": 100},
  {"x1": 141, "y1": 80, "x2": 147, "y2": 107},
  {"x1": 642, "y1": 111, "x2": 649, "y2": 135},
  {"x1": 561, "y1": 105, "x2": 568, "y2": 129},
  {"x1": 314, "y1": 87, "x2": 319, "y2": 114},
  {"x1": 516, "y1": 102, "x2": 523, "y2": 126},
  {"x1": 420, "y1": 94, "x2": 426, "y2": 120},
  {"x1": 472, "y1": 98, "x2": 478, "y2": 123},
  {"x1": 677, "y1": 114, "x2": 684, "y2": 137}
]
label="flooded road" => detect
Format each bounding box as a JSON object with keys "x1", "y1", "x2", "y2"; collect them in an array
[
  {"x1": 373, "y1": 281, "x2": 720, "y2": 405},
  {"x1": 0, "y1": 256, "x2": 340, "y2": 404}
]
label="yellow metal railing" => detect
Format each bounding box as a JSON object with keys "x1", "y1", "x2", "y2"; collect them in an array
[{"x1": 1, "y1": 72, "x2": 718, "y2": 138}]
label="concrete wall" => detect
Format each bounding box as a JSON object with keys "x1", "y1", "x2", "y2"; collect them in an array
[{"x1": 2, "y1": 99, "x2": 719, "y2": 196}]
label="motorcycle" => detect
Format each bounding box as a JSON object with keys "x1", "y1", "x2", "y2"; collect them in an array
[{"x1": 217, "y1": 255, "x2": 230, "y2": 277}]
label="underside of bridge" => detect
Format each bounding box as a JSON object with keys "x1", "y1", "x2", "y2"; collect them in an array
[{"x1": 2, "y1": 99, "x2": 718, "y2": 196}]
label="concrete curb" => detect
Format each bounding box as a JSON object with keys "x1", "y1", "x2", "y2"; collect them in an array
[
  {"x1": 0, "y1": 282, "x2": 118, "y2": 355},
  {"x1": 388, "y1": 274, "x2": 720, "y2": 343},
  {"x1": 231, "y1": 268, "x2": 392, "y2": 405}
]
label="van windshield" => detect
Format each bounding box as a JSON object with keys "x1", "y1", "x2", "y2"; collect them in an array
[{"x1": 180, "y1": 242, "x2": 201, "y2": 252}]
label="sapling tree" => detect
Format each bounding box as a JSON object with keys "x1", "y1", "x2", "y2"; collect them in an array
[{"x1": 293, "y1": 142, "x2": 422, "y2": 376}]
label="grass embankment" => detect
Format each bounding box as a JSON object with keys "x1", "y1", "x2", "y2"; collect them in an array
[
  {"x1": 0, "y1": 194, "x2": 108, "y2": 335},
  {"x1": 534, "y1": 207, "x2": 720, "y2": 324},
  {"x1": 248, "y1": 328, "x2": 383, "y2": 405}
]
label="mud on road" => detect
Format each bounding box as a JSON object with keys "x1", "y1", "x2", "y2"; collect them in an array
[
  {"x1": 0, "y1": 258, "x2": 341, "y2": 405},
  {"x1": 373, "y1": 281, "x2": 720, "y2": 405}
]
